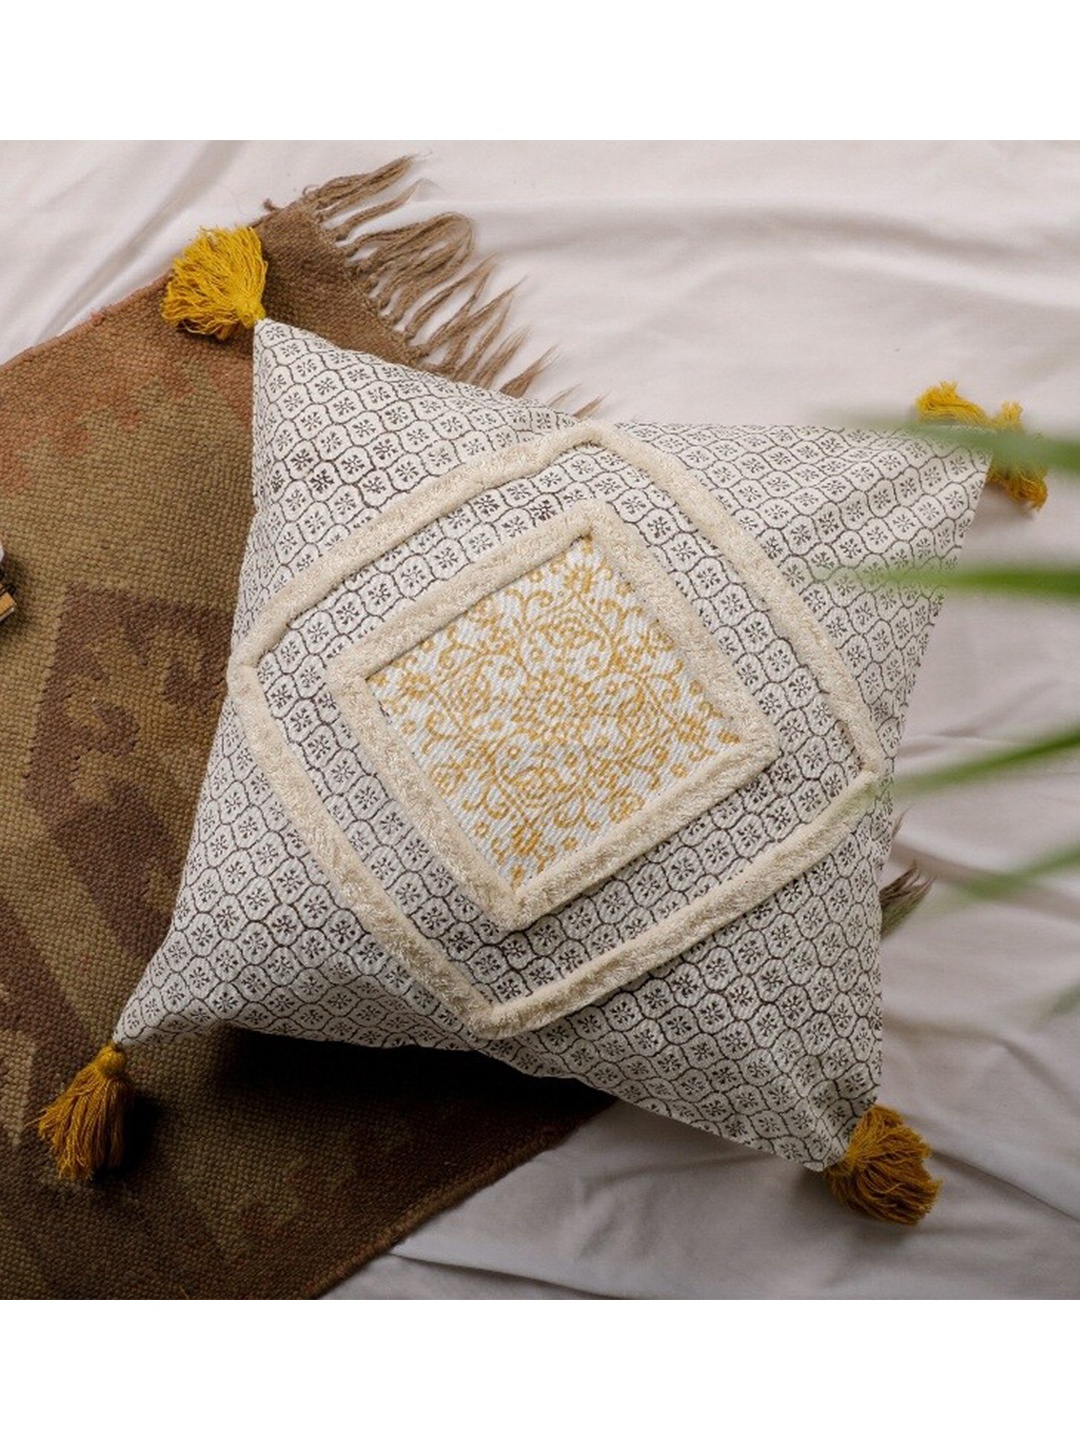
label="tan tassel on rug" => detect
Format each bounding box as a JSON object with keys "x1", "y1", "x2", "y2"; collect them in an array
[
  {"x1": 37, "y1": 1042, "x2": 134, "y2": 1181},
  {"x1": 914, "y1": 381, "x2": 1048, "y2": 509},
  {"x1": 824, "y1": 1104, "x2": 941, "y2": 1224},
  {"x1": 161, "y1": 226, "x2": 268, "y2": 340}
]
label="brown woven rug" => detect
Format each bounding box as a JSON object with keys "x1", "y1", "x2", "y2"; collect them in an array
[{"x1": 0, "y1": 159, "x2": 609, "y2": 1299}]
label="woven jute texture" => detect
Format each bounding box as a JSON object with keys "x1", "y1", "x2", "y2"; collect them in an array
[{"x1": 0, "y1": 159, "x2": 608, "y2": 1299}]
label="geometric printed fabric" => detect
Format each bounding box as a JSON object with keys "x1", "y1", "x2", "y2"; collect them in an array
[{"x1": 116, "y1": 320, "x2": 986, "y2": 1171}]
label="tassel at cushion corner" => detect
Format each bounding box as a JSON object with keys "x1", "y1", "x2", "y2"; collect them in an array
[
  {"x1": 37, "y1": 1041, "x2": 134, "y2": 1181},
  {"x1": 914, "y1": 380, "x2": 988, "y2": 428},
  {"x1": 984, "y1": 399, "x2": 1051, "y2": 510},
  {"x1": 824, "y1": 1104, "x2": 941, "y2": 1225},
  {"x1": 161, "y1": 226, "x2": 267, "y2": 340},
  {"x1": 914, "y1": 381, "x2": 1048, "y2": 510}
]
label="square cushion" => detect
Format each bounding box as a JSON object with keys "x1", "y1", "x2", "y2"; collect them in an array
[{"x1": 114, "y1": 319, "x2": 985, "y2": 1171}]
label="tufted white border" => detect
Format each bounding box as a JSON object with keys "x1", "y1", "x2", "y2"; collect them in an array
[
  {"x1": 326, "y1": 500, "x2": 779, "y2": 930},
  {"x1": 228, "y1": 422, "x2": 886, "y2": 1039}
]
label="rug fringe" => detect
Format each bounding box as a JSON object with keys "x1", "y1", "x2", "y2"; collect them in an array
[
  {"x1": 304, "y1": 160, "x2": 594, "y2": 411},
  {"x1": 312, "y1": 158, "x2": 419, "y2": 225},
  {"x1": 880, "y1": 861, "x2": 933, "y2": 937}
]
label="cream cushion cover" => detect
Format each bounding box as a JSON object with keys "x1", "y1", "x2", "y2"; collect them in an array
[{"x1": 115, "y1": 319, "x2": 984, "y2": 1170}]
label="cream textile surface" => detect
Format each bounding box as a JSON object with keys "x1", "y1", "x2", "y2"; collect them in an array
[
  {"x1": 114, "y1": 315, "x2": 987, "y2": 1172},
  {"x1": 2, "y1": 141, "x2": 1078, "y2": 1298}
]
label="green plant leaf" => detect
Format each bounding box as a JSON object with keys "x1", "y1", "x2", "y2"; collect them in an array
[
  {"x1": 855, "y1": 564, "x2": 1080, "y2": 602},
  {"x1": 943, "y1": 837, "x2": 1080, "y2": 906},
  {"x1": 897, "y1": 723, "x2": 1080, "y2": 798},
  {"x1": 896, "y1": 421, "x2": 1080, "y2": 478}
]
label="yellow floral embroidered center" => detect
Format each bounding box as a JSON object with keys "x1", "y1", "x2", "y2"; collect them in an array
[{"x1": 369, "y1": 538, "x2": 742, "y2": 889}]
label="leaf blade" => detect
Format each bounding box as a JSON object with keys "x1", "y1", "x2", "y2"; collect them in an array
[{"x1": 897, "y1": 724, "x2": 1080, "y2": 798}]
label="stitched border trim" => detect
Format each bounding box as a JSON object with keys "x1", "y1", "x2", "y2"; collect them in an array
[
  {"x1": 326, "y1": 501, "x2": 779, "y2": 929},
  {"x1": 228, "y1": 421, "x2": 886, "y2": 1039}
]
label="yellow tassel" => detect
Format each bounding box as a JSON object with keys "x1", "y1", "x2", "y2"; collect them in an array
[
  {"x1": 984, "y1": 399, "x2": 1050, "y2": 509},
  {"x1": 37, "y1": 1042, "x2": 134, "y2": 1181},
  {"x1": 823, "y1": 1104, "x2": 941, "y2": 1225},
  {"x1": 914, "y1": 381, "x2": 1048, "y2": 510},
  {"x1": 914, "y1": 380, "x2": 990, "y2": 427},
  {"x1": 160, "y1": 226, "x2": 267, "y2": 340}
]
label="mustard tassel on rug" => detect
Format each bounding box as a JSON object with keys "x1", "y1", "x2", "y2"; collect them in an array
[
  {"x1": 914, "y1": 381, "x2": 1048, "y2": 509},
  {"x1": 161, "y1": 226, "x2": 268, "y2": 340},
  {"x1": 823, "y1": 1104, "x2": 941, "y2": 1225},
  {"x1": 37, "y1": 1042, "x2": 134, "y2": 1181}
]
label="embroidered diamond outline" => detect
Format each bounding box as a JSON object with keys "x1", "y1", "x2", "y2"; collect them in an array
[{"x1": 326, "y1": 501, "x2": 779, "y2": 930}]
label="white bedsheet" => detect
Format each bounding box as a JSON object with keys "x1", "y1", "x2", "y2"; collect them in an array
[{"x1": 3, "y1": 140, "x2": 1078, "y2": 1299}]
